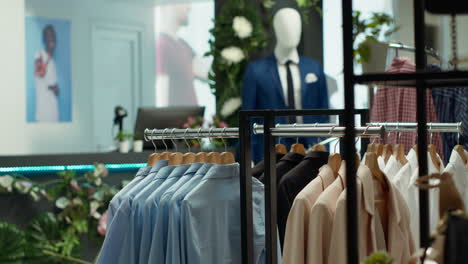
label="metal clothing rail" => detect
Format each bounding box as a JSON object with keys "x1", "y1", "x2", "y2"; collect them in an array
[
  {"x1": 366, "y1": 122, "x2": 463, "y2": 133},
  {"x1": 143, "y1": 127, "x2": 239, "y2": 140},
  {"x1": 388, "y1": 42, "x2": 441, "y2": 60},
  {"x1": 253, "y1": 124, "x2": 385, "y2": 137}
]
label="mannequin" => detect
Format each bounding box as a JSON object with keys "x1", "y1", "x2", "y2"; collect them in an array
[
  {"x1": 242, "y1": 8, "x2": 329, "y2": 162},
  {"x1": 273, "y1": 8, "x2": 304, "y2": 121}
]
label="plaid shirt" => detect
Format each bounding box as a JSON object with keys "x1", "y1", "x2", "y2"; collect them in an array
[{"x1": 370, "y1": 57, "x2": 444, "y2": 160}]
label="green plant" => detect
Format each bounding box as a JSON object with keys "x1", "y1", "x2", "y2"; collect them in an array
[
  {"x1": 353, "y1": 11, "x2": 399, "y2": 64},
  {"x1": 362, "y1": 251, "x2": 393, "y2": 264},
  {"x1": 0, "y1": 222, "x2": 26, "y2": 264},
  {"x1": 295, "y1": 0, "x2": 322, "y2": 19},
  {"x1": 0, "y1": 163, "x2": 120, "y2": 263},
  {"x1": 206, "y1": 0, "x2": 268, "y2": 127},
  {"x1": 115, "y1": 130, "x2": 133, "y2": 142}
]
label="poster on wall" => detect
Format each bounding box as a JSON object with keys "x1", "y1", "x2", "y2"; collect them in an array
[{"x1": 25, "y1": 16, "x2": 72, "y2": 123}]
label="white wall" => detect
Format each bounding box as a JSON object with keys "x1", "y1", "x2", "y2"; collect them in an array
[{"x1": 0, "y1": 0, "x2": 155, "y2": 155}]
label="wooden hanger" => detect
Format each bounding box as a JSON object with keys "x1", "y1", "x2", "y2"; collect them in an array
[
  {"x1": 327, "y1": 137, "x2": 341, "y2": 177},
  {"x1": 290, "y1": 141, "x2": 306, "y2": 155},
  {"x1": 376, "y1": 143, "x2": 384, "y2": 156},
  {"x1": 393, "y1": 144, "x2": 408, "y2": 165},
  {"x1": 275, "y1": 144, "x2": 288, "y2": 154},
  {"x1": 428, "y1": 144, "x2": 441, "y2": 172},
  {"x1": 312, "y1": 144, "x2": 327, "y2": 152},
  {"x1": 206, "y1": 128, "x2": 221, "y2": 164},
  {"x1": 454, "y1": 145, "x2": 468, "y2": 165},
  {"x1": 193, "y1": 128, "x2": 207, "y2": 162},
  {"x1": 181, "y1": 130, "x2": 196, "y2": 164},
  {"x1": 167, "y1": 130, "x2": 184, "y2": 165},
  {"x1": 382, "y1": 144, "x2": 393, "y2": 163},
  {"x1": 365, "y1": 152, "x2": 388, "y2": 191},
  {"x1": 219, "y1": 128, "x2": 235, "y2": 164}
]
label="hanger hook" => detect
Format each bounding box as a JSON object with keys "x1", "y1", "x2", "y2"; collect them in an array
[
  {"x1": 429, "y1": 123, "x2": 434, "y2": 145},
  {"x1": 275, "y1": 124, "x2": 282, "y2": 145},
  {"x1": 396, "y1": 122, "x2": 401, "y2": 144},
  {"x1": 221, "y1": 127, "x2": 228, "y2": 152},
  {"x1": 197, "y1": 128, "x2": 203, "y2": 150},
  {"x1": 184, "y1": 128, "x2": 191, "y2": 152},
  {"x1": 294, "y1": 123, "x2": 299, "y2": 144},
  {"x1": 328, "y1": 126, "x2": 339, "y2": 153},
  {"x1": 457, "y1": 123, "x2": 461, "y2": 145},
  {"x1": 162, "y1": 128, "x2": 169, "y2": 151},
  {"x1": 208, "y1": 127, "x2": 214, "y2": 148},
  {"x1": 150, "y1": 129, "x2": 158, "y2": 152},
  {"x1": 170, "y1": 128, "x2": 178, "y2": 152}
]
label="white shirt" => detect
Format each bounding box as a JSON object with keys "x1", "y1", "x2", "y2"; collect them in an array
[
  {"x1": 406, "y1": 151, "x2": 444, "y2": 250},
  {"x1": 35, "y1": 50, "x2": 59, "y2": 122},
  {"x1": 275, "y1": 50, "x2": 303, "y2": 123},
  {"x1": 391, "y1": 149, "x2": 419, "y2": 203},
  {"x1": 443, "y1": 150, "x2": 468, "y2": 208},
  {"x1": 384, "y1": 155, "x2": 404, "y2": 180}
]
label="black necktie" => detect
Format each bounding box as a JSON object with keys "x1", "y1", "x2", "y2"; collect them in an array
[{"x1": 285, "y1": 60, "x2": 297, "y2": 123}]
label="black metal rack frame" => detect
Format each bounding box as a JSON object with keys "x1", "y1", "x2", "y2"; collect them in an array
[
  {"x1": 341, "y1": 0, "x2": 468, "y2": 263},
  {"x1": 239, "y1": 109, "x2": 370, "y2": 264}
]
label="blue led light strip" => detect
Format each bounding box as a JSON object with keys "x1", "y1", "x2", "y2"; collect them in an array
[{"x1": 0, "y1": 163, "x2": 147, "y2": 174}]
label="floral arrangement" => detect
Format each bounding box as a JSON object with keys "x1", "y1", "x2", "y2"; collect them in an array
[
  {"x1": 207, "y1": 0, "x2": 323, "y2": 127},
  {"x1": 206, "y1": 0, "x2": 268, "y2": 128},
  {"x1": 0, "y1": 164, "x2": 122, "y2": 263}
]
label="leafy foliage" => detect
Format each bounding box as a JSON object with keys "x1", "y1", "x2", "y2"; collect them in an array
[
  {"x1": 362, "y1": 251, "x2": 394, "y2": 264},
  {"x1": 206, "y1": 0, "x2": 268, "y2": 127},
  {"x1": 353, "y1": 11, "x2": 399, "y2": 64},
  {"x1": 0, "y1": 222, "x2": 26, "y2": 264}
]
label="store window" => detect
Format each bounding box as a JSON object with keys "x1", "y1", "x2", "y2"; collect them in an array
[{"x1": 154, "y1": 1, "x2": 215, "y2": 122}]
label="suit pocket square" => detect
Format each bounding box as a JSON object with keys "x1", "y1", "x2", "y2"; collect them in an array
[{"x1": 305, "y1": 73, "x2": 318, "y2": 83}]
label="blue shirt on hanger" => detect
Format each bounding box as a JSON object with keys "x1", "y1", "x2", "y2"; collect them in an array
[
  {"x1": 122, "y1": 160, "x2": 172, "y2": 264},
  {"x1": 180, "y1": 163, "x2": 269, "y2": 264},
  {"x1": 107, "y1": 166, "x2": 152, "y2": 227},
  {"x1": 165, "y1": 163, "x2": 214, "y2": 264},
  {"x1": 148, "y1": 163, "x2": 204, "y2": 263},
  {"x1": 97, "y1": 164, "x2": 156, "y2": 264},
  {"x1": 138, "y1": 164, "x2": 190, "y2": 264}
]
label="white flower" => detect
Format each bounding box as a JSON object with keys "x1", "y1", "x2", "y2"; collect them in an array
[
  {"x1": 56, "y1": 197, "x2": 70, "y2": 209},
  {"x1": 233, "y1": 16, "x2": 253, "y2": 39},
  {"x1": 221, "y1": 97, "x2": 242, "y2": 117},
  {"x1": 94, "y1": 163, "x2": 108, "y2": 178},
  {"x1": 91, "y1": 211, "x2": 102, "y2": 220},
  {"x1": 0, "y1": 175, "x2": 14, "y2": 192},
  {"x1": 90, "y1": 201, "x2": 100, "y2": 212},
  {"x1": 72, "y1": 198, "x2": 83, "y2": 206},
  {"x1": 221, "y1": 46, "x2": 245, "y2": 65},
  {"x1": 94, "y1": 177, "x2": 102, "y2": 186},
  {"x1": 30, "y1": 191, "x2": 40, "y2": 202}
]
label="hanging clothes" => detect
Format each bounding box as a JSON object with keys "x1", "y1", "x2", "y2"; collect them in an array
[
  {"x1": 277, "y1": 151, "x2": 329, "y2": 247},
  {"x1": 383, "y1": 155, "x2": 404, "y2": 181},
  {"x1": 328, "y1": 165, "x2": 415, "y2": 264},
  {"x1": 258, "y1": 152, "x2": 304, "y2": 183},
  {"x1": 252, "y1": 153, "x2": 286, "y2": 179},
  {"x1": 303, "y1": 162, "x2": 346, "y2": 264},
  {"x1": 282, "y1": 164, "x2": 336, "y2": 264},
  {"x1": 443, "y1": 150, "x2": 468, "y2": 210},
  {"x1": 370, "y1": 57, "x2": 444, "y2": 160},
  {"x1": 432, "y1": 86, "x2": 468, "y2": 163}
]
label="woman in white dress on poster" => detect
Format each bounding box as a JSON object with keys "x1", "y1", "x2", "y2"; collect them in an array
[{"x1": 34, "y1": 24, "x2": 59, "y2": 122}]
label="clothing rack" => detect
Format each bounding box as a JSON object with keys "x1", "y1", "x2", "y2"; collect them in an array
[
  {"x1": 388, "y1": 42, "x2": 441, "y2": 60},
  {"x1": 366, "y1": 122, "x2": 463, "y2": 133},
  {"x1": 342, "y1": 0, "x2": 468, "y2": 263},
  {"x1": 238, "y1": 108, "x2": 370, "y2": 264}
]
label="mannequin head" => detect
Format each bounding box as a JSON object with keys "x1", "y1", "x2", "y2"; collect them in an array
[{"x1": 273, "y1": 8, "x2": 302, "y2": 50}]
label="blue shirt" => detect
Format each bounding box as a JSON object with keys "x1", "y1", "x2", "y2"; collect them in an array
[
  {"x1": 124, "y1": 161, "x2": 174, "y2": 264},
  {"x1": 180, "y1": 163, "x2": 268, "y2": 264},
  {"x1": 148, "y1": 163, "x2": 204, "y2": 263},
  {"x1": 97, "y1": 165, "x2": 155, "y2": 264},
  {"x1": 139, "y1": 164, "x2": 190, "y2": 264},
  {"x1": 165, "y1": 163, "x2": 214, "y2": 264},
  {"x1": 107, "y1": 166, "x2": 152, "y2": 227}
]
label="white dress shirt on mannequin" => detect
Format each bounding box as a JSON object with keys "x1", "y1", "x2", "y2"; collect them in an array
[{"x1": 275, "y1": 49, "x2": 303, "y2": 123}]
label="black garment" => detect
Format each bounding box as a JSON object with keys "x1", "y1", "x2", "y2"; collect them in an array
[
  {"x1": 277, "y1": 151, "x2": 329, "y2": 248},
  {"x1": 444, "y1": 212, "x2": 468, "y2": 264},
  {"x1": 258, "y1": 152, "x2": 305, "y2": 184},
  {"x1": 252, "y1": 153, "x2": 285, "y2": 179}
]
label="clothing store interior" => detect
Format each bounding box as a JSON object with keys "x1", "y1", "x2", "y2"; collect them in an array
[{"x1": 1, "y1": 0, "x2": 468, "y2": 263}]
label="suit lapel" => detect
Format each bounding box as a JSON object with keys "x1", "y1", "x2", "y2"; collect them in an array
[
  {"x1": 298, "y1": 57, "x2": 308, "y2": 106},
  {"x1": 268, "y1": 56, "x2": 286, "y2": 106}
]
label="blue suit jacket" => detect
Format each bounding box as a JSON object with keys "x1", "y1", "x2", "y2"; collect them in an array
[{"x1": 242, "y1": 55, "x2": 329, "y2": 162}]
